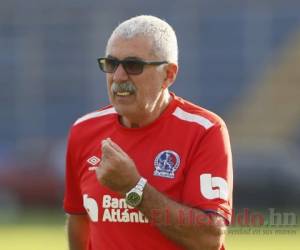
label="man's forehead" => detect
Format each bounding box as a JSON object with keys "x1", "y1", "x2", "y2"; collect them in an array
[{"x1": 106, "y1": 35, "x2": 154, "y2": 59}]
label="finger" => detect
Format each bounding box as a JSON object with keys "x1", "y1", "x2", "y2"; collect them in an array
[
  {"x1": 101, "y1": 139, "x2": 113, "y2": 155},
  {"x1": 95, "y1": 165, "x2": 106, "y2": 183},
  {"x1": 101, "y1": 139, "x2": 121, "y2": 159},
  {"x1": 107, "y1": 138, "x2": 128, "y2": 157},
  {"x1": 101, "y1": 143, "x2": 115, "y2": 170},
  {"x1": 96, "y1": 159, "x2": 107, "y2": 171}
]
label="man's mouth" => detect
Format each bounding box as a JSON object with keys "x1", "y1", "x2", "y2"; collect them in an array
[
  {"x1": 111, "y1": 82, "x2": 136, "y2": 97},
  {"x1": 116, "y1": 91, "x2": 131, "y2": 97}
]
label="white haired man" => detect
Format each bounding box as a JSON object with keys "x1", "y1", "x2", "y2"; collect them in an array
[{"x1": 64, "y1": 15, "x2": 233, "y2": 250}]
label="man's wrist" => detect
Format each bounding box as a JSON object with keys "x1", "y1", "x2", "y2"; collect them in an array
[{"x1": 125, "y1": 177, "x2": 147, "y2": 207}]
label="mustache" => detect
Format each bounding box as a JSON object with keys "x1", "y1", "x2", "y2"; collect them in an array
[{"x1": 111, "y1": 82, "x2": 136, "y2": 94}]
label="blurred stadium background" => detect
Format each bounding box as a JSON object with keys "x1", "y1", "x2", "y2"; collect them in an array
[{"x1": 0, "y1": 0, "x2": 299, "y2": 249}]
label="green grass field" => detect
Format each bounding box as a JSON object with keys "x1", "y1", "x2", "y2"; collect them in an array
[
  {"x1": 0, "y1": 224, "x2": 67, "y2": 250},
  {"x1": 0, "y1": 210, "x2": 299, "y2": 249}
]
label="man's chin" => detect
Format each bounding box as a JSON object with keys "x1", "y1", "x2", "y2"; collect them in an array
[{"x1": 113, "y1": 104, "x2": 136, "y2": 117}]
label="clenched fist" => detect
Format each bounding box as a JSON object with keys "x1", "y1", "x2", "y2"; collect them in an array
[{"x1": 95, "y1": 138, "x2": 141, "y2": 195}]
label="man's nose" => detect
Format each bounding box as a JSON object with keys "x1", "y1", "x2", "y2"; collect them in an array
[{"x1": 112, "y1": 63, "x2": 129, "y2": 82}]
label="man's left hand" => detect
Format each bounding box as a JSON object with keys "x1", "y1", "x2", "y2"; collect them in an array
[{"x1": 95, "y1": 138, "x2": 140, "y2": 195}]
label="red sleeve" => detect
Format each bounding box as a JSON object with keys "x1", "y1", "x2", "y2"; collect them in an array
[
  {"x1": 182, "y1": 121, "x2": 233, "y2": 223},
  {"x1": 63, "y1": 126, "x2": 86, "y2": 214}
]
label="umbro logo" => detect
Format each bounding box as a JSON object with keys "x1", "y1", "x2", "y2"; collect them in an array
[
  {"x1": 87, "y1": 156, "x2": 100, "y2": 165},
  {"x1": 87, "y1": 156, "x2": 101, "y2": 171}
]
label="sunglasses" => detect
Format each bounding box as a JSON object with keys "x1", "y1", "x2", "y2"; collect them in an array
[{"x1": 97, "y1": 57, "x2": 168, "y2": 75}]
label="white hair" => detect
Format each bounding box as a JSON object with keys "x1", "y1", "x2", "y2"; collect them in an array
[{"x1": 106, "y1": 15, "x2": 178, "y2": 64}]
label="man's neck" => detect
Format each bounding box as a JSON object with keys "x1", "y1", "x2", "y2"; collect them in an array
[{"x1": 120, "y1": 91, "x2": 172, "y2": 128}]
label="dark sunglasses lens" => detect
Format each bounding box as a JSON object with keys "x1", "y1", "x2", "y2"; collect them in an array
[
  {"x1": 99, "y1": 58, "x2": 118, "y2": 73},
  {"x1": 123, "y1": 61, "x2": 144, "y2": 74}
]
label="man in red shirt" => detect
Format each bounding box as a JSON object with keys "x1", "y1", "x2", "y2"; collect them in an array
[{"x1": 64, "y1": 15, "x2": 233, "y2": 250}]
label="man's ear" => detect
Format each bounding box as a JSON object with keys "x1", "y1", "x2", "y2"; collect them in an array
[{"x1": 162, "y1": 63, "x2": 178, "y2": 89}]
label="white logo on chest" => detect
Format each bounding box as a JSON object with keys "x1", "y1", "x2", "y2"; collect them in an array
[{"x1": 87, "y1": 156, "x2": 101, "y2": 171}]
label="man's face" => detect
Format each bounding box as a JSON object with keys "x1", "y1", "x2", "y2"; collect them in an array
[{"x1": 105, "y1": 35, "x2": 167, "y2": 122}]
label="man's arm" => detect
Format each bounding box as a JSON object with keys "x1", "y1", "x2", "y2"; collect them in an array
[
  {"x1": 139, "y1": 184, "x2": 226, "y2": 250},
  {"x1": 66, "y1": 214, "x2": 90, "y2": 250},
  {"x1": 96, "y1": 138, "x2": 227, "y2": 250}
]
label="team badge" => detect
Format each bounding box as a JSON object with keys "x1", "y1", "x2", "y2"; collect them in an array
[{"x1": 154, "y1": 150, "x2": 180, "y2": 178}]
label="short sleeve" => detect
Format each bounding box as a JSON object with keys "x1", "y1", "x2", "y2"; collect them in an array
[
  {"x1": 182, "y1": 122, "x2": 233, "y2": 223},
  {"x1": 63, "y1": 127, "x2": 86, "y2": 214}
]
